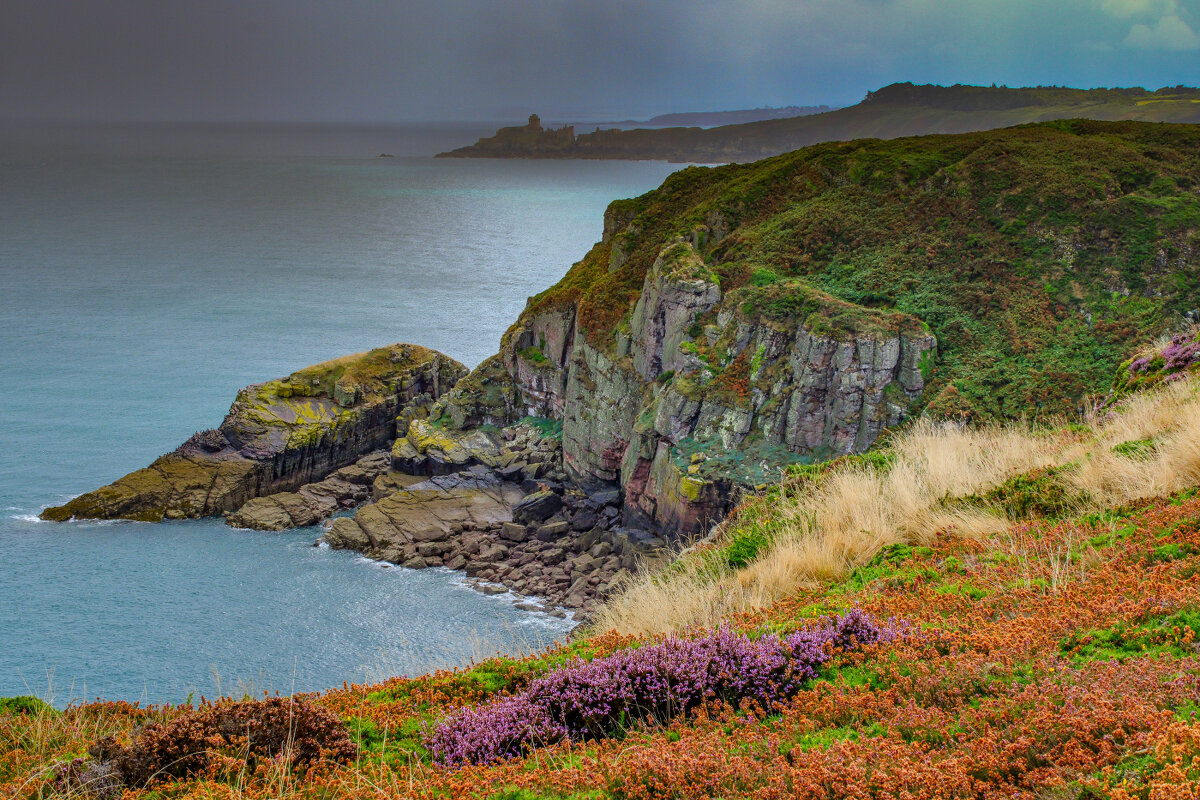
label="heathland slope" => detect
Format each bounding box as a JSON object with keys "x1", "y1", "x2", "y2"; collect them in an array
[
  {"x1": 440, "y1": 82, "x2": 1200, "y2": 162},
  {"x1": 9, "y1": 366, "x2": 1200, "y2": 799},
  {"x1": 438, "y1": 119, "x2": 1200, "y2": 536}
]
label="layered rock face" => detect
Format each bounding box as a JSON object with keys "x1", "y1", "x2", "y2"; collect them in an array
[
  {"x1": 441, "y1": 227, "x2": 935, "y2": 539},
  {"x1": 42, "y1": 344, "x2": 467, "y2": 522},
  {"x1": 224, "y1": 451, "x2": 393, "y2": 531}
]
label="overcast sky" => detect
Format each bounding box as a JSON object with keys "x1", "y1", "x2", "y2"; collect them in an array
[{"x1": 2, "y1": 0, "x2": 1198, "y2": 122}]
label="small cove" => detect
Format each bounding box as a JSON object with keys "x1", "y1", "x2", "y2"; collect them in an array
[{"x1": 0, "y1": 122, "x2": 679, "y2": 704}]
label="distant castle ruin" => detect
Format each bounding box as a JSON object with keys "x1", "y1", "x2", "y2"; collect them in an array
[{"x1": 450, "y1": 113, "x2": 577, "y2": 156}]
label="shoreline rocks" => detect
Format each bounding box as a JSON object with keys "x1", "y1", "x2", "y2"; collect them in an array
[
  {"x1": 225, "y1": 451, "x2": 392, "y2": 530},
  {"x1": 319, "y1": 421, "x2": 669, "y2": 613}
]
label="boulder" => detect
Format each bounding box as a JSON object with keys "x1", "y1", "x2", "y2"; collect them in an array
[
  {"x1": 513, "y1": 490, "x2": 563, "y2": 524},
  {"x1": 535, "y1": 520, "x2": 570, "y2": 541},
  {"x1": 499, "y1": 522, "x2": 528, "y2": 542}
]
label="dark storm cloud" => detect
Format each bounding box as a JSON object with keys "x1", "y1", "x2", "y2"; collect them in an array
[{"x1": 1, "y1": 0, "x2": 1198, "y2": 121}]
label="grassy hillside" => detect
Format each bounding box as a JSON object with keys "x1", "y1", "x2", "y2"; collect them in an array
[
  {"x1": 521, "y1": 120, "x2": 1200, "y2": 422},
  {"x1": 441, "y1": 82, "x2": 1200, "y2": 162},
  {"x1": 7, "y1": 371, "x2": 1200, "y2": 798}
]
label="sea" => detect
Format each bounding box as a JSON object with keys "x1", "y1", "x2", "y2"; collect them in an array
[{"x1": 0, "y1": 121, "x2": 680, "y2": 705}]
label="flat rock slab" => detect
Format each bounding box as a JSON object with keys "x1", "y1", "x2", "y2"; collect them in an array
[
  {"x1": 225, "y1": 450, "x2": 390, "y2": 531},
  {"x1": 325, "y1": 466, "x2": 524, "y2": 552}
]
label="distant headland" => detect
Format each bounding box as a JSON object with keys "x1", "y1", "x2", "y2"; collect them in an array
[
  {"x1": 594, "y1": 105, "x2": 835, "y2": 128},
  {"x1": 437, "y1": 82, "x2": 1200, "y2": 162}
]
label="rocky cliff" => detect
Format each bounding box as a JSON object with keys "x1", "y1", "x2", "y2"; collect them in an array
[
  {"x1": 42, "y1": 344, "x2": 466, "y2": 522},
  {"x1": 41, "y1": 121, "x2": 1200, "y2": 614},
  {"x1": 440, "y1": 233, "x2": 934, "y2": 536},
  {"x1": 438, "y1": 120, "x2": 1200, "y2": 538}
]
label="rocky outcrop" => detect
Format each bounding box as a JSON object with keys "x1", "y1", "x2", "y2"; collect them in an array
[
  {"x1": 42, "y1": 344, "x2": 467, "y2": 522},
  {"x1": 302, "y1": 420, "x2": 666, "y2": 612},
  {"x1": 439, "y1": 234, "x2": 936, "y2": 539},
  {"x1": 324, "y1": 467, "x2": 525, "y2": 559}
]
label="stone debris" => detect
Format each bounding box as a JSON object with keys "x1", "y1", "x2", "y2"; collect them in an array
[{"x1": 319, "y1": 421, "x2": 669, "y2": 615}]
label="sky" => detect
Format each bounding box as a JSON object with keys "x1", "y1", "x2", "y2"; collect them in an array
[{"x1": 1, "y1": 0, "x2": 1199, "y2": 123}]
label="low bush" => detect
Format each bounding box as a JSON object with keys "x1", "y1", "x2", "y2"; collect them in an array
[
  {"x1": 57, "y1": 696, "x2": 356, "y2": 794},
  {"x1": 0, "y1": 696, "x2": 56, "y2": 717},
  {"x1": 426, "y1": 609, "x2": 901, "y2": 766}
]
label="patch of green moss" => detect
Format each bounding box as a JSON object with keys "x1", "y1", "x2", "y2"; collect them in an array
[
  {"x1": 918, "y1": 348, "x2": 936, "y2": 383},
  {"x1": 834, "y1": 543, "x2": 940, "y2": 594},
  {"x1": 778, "y1": 722, "x2": 888, "y2": 758},
  {"x1": 933, "y1": 580, "x2": 991, "y2": 601},
  {"x1": 517, "y1": 416, "x2": 564, "y2": 441},
  {"x1": 749, "y1": 267, "x2": 782, "y2": 287},
  {"x1": 1060, "y1": 607, "x2": 1200, "y2": 663},
  {"x1": 1144, "y1": 541, "x2": 1199, "y2": 564},
  {"x1": 786, "y1": 450, "x2": 896, "y2": 482},
  {"x1": 518, "y1": 346, "x2": 552, "y2": 366},
  {"x1": 488, "y1": 789, "x2": 609, "y2": 800}
]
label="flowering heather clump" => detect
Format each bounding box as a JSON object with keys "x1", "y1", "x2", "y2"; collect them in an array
[
  {"x1": 422, "y1": 694, "x2": 567, "y2": 768},
  {"x1": 426, "y1": 609, "x2": 899, "y2": 766},
  {"x1": 1117, "y1": 327, "x2": 1200, "y2": 392}
]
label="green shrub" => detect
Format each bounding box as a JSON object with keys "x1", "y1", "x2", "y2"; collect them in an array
[
  {"x1": 962, "y1": 467, "x2": 1082, "y2": 519},
  {"x1": 0, "y1": 696, "x2": 56, "y2": 717},
  {"x1": 724, "y1": 527, "x2": 771, "y2": 568},
  {"x1": 1113, "y1": 438, "x2": 1156, "y2": 458}
]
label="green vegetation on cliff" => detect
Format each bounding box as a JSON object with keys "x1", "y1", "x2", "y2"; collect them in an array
[{"x1": 521, "y1": 120, "x2": 1200, "y2": 421}]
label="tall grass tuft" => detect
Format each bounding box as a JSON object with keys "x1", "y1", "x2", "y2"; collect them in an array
[{"x1": 595, "y1": 376, "x2": 1200, "y2": 636}]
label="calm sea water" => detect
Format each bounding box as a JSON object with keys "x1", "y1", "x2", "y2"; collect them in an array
[{"x1": 0, "y1": 122, "x2": 679, "y2": 705}]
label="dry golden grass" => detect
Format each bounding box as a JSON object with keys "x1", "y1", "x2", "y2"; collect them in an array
[{"x1": 594, "y1": 376, "x2": 1200, "y2": 636}]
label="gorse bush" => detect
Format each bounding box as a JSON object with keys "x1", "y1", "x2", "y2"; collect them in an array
[
  {"x1": 426, "y1": 609, "x2": 901, "y2": 766},
  {"x1": 58, "y1": 696, "x2": 356, "y2": 795}
]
